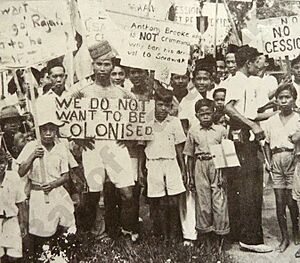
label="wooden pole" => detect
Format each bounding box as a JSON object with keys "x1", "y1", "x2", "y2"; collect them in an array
[
  {"x1": 285, "y1": 55, "x2": 291, "y2": 78},
  {"x1": 1, "y1": 72, "x2": 5, "y2": 100},
  {"x1": 223, "y1": 0, "x2": 242, "y2": 46},
  {"x1": 27, "y1": 68, "x2": 49, "y2": 204},
  {"x1": 214, "y1": 0, "x2": 219, "y2": 58}
]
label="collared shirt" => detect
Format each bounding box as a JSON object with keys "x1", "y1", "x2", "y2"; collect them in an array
[
  {"x1": 178, "y1": 88, "x2": 204, "y2": 127},
  {"x1": 184, "y1": 123, "x2": 227, "y2": 157},
  {"x1": 0, "y1": 171, "x2": 26, "y2": 217},
  {"x1": 264, "y1": 112, "x2": 300, "y2": 150},
  {"x1": 224, "y1": 71, "x2": 260, "y2": 120},
  {"x1": 16, "y1": 139, "x2": 70, "y2": 185},
  {"x1": 145, "y1": 115, "x2": 186, "y2": 159}
]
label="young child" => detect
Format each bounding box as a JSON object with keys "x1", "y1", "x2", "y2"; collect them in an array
[
  {"x1": 17, "y1": 115, "x2": 76, "y2": 259},
  {"x1": 184, "y1": 99, "x2": 229, "y2": 251},
  {"x1": 0, "y1": 147, "x2": 27, "y2": 262},
  {"x1": 264, "y1": 83, "x2": 300, "y2": 253},
  {"x1": 212, "y1": 88, "x2": 226, "y2": 112},
  {"x1": 141, "y1": 87, "x2": 186, "y2": 243}
]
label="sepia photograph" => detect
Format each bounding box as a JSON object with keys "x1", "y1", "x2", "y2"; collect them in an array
[{"x1": 1, "y1": 0, "x2": 300, "y2": 262}]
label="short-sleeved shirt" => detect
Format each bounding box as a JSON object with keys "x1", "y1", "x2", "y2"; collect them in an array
[
  {"x1": 184, "y1": 124, "x2": 227, "y2": 157},
  {"x1": 224, "y1": 71, "x2": 260, "y2": 120},
  {"x1": 16, "y1": 139, "x2": 69, "y2": 185},
  {"x1": 178, "y1": 88, "x2": 204, "y2": 126},
  {"x1": 264, "y1": 112, "x2": 300, "y2": 150},
  {"x1": 0, "y1": 171, "x2": 26, "y2": 217},
  {"x1": 145, "y1": 115, "x2": 186, "y2": 160}
]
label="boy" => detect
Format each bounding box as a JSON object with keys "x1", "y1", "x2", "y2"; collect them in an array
[
  {"x1": 184, "y1": 99, "x2": 229, "y2": 251},
  {"x1": 264, "y1": 83, "x2": 300, "y2": 253},
  {"x1": 0, "y1": 147, "x2": 27, "y2": 262},
  {"x1": 212, "y1": 88, "x2": 226, "y2": 112},
  {"x1": 141, "y1": 87, "x2": 186, "y2": 243},
  {"x1": 17, "y1": 114, "x2": 76, "y2": 259}
]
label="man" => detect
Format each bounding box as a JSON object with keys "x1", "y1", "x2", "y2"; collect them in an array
[
  {"x1": 292, "y1": 55, "x2": 300, "y2": 107},
  {"x1": 223, "y1": 44, "x2": 238, "y2": 83},
  {"x1": 224, "y1": 45, "x2": 273, "y2": 253},
  {"x1": 79, "y1": 41, "x2": 138, "y2": 241},
  {"x1": 128, "y1": 67, "x2": 153, "y2": 101}
]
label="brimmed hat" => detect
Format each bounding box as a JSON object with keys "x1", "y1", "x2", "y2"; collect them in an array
[
  {"x1": 88, "y1": 40, "x2": 116, "y2": 60},
  {"x1": 0, "y1": 105, "x2": 25, "y2": 122},
  {"x1": 36, "y1": 101, "x2": 64, "y2": 127}
]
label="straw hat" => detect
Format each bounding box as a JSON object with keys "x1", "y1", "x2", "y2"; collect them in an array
[{"x1": 0, "y1": 105, "x2": 25, "y2": 123}]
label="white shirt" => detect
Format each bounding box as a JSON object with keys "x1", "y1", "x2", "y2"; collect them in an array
[
  {"x1": 16, "y1": 139, "x2": 70, "y2": 185},
  {"x1": 224, "y1": 71, "x2": 259, "y2": 120},
  {"x1": 145, "y1": 115, "x2": 186, "y2": 160},
  {"x1": 264, "y1": 112, "x2": 300, "y2": 150},
  {"x1": 178, "y1": 87, "x2": 204, "y2": 127},
  {"x1": 0, "y1": 171, "x2": 26, "y2": 217}
]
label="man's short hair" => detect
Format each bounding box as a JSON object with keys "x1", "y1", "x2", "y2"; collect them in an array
[
  {"x1": 195, "y1": 99, "x2": 215, "y2": 113},
  {"x1": 193, "y1": 55, "x2": 216, "y2": 78},
  {"x1": 226, "y1": 44, "x2": 239, "y2": 55},
  {"x1": 154, "y1": 87, "x2": 173, "y2": 103},
  {"x1": 291, "y1": 55, "x2": 300, "y2": 67},
  {"x1": 235, "y1": 45, "x2": 262, "y2": 68},
  {"x1": 275, "y1": 83, "x2": 297, "y2": 100},
  {"x1": 47, "y1": 59, "x2": 65, "y2": 75},
  {"x1": 213, "y1": 88, "x2": 226, "y2": 98}
]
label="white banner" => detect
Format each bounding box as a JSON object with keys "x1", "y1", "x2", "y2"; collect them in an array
[{"x1": 0, "y1": 0, "x2": 76, "y2": 69}]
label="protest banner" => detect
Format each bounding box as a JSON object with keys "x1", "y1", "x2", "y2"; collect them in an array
[
  {"x1": 0, "y1": 0, "x2": 75, "y2": 69},
  {"x1": 172, "y1": 0, "x2": 231, "y2": 52},
  {"x1": 56, "y1": 97, "x2": 155, "y2": 140},
  {"x1": 106, "y1": 10, "x2": 199, "y2": 74},
  {"x1": 104, "y1": 0, "x2": 172, "y2": 20},
  {"x1": 258, "y1": 16, "x2": 300, "y2": 57}
]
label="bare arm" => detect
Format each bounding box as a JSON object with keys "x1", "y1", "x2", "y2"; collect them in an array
[
  {"x1": 17, "y1": 201, "x2": 28, "y2": 237},
  {"x1": 176, "y1": 142, "x2": 187, "y2": 185}
]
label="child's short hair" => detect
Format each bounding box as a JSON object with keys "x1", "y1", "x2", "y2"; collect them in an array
[
  {"x1": 213, "y1": 88, "x2": 226, "y2": 98},
  {"x1": 291, "y1": 55, "x2": 300, "y2": 67},
  {"x1": 275, "y1": 83, "x2": 297, "y2": 100},
  {"x1": 195, "y1": 99, "x2": 215, "y2": 113},
  {"x1": 154, "y1": 87, "x2": 173, "y2": 103}
]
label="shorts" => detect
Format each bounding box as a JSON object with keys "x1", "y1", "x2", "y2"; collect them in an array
[
  {"x1": 271, "y1": 151, "x2": 295, "y2": 189},
  {"x1": 0, "y1": 217, "x2": 22, "y2": 258},
  {"x1": 83, "y1": 141, "x2": 135, "y2": 192},
  {"x1": 29, "y1": 187, "x2": 75, "y2": 237},
  {"x1": 146, "y1": 159, "x2": 185, "y2": 198}
]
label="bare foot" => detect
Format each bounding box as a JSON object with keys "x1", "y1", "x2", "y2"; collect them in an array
[
  {"x1": 275, "y1": 239, "x2": 289, "y2": 253},
  {"x1": 293, "y1": 227, "x2": 300, "y2": 245}
]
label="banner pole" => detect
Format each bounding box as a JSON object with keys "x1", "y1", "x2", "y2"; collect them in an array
[
  {"x1": 213, "y1": 0, "x2": 219, "y2": 58},
  {"x1": 27, "y1": 68, "x2": 49, "y2": 204}
]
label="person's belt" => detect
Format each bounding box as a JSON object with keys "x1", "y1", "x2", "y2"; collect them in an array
[
  {"x1": 31, "y1": 184, "x2": 44, "y2": 191},
  {"x1": 271, "y1": 147, "x2": 294, "y2": 155},
  {"x1": 196, "y1": 153, "x2": 213, "y2": 161}
]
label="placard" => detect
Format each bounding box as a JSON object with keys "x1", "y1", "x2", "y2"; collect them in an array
[
  {"x1": 0, "y1": 0, "x2": 75, "y2": 69},
  {"x1": 106, "y1": 10, "x2": 199, "y2": 74},
  {"x1": 56, "y1": 97, "x2": 155, "y2": 140}
]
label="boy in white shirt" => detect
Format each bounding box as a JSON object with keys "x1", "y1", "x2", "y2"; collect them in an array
[
  {"x1": 0, "y1": 147, "x2": 27, "y2": 262},
  {"x1": 141, "y1": 87, "x2": 186, "y2": 243},
  {"x1": 264, "y1": 83, "x2": 300, "y2": 253},
  {"x1": 17, "y1": 115, "x2": 76, "y2": 259}
]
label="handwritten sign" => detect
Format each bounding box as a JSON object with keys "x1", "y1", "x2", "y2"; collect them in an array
[
  {"x1": 0, "y1": 0, "x2": 75, "y2": 69},
  {"x1": 56, "y1": 97, "x2": 155, "y2": 140},
  {"x1": 173, "y1": 0, "x2": 230, "y2": 50},
  {"x1": 106, "y1": 10, "x2": 199, "y2": 74},
  {"x1": 77, "y1": 0, "x2": 108, "y2": 47},
  {"x1": 259, "y1": 16, "x2": 300, "y2": 57}
]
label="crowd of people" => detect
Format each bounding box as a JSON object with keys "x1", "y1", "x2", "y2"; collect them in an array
[{"x1": 2, "y1": 39, "x2": 300, "y2": 262}]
